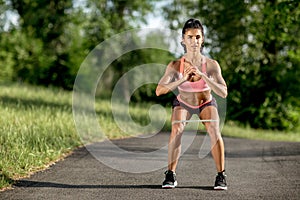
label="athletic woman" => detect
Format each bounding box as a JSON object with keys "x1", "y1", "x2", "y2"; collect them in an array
[{"x1": 156, "y1": 18, "x2": 228, "y2": 190}]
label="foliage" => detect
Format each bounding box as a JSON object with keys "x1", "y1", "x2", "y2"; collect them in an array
[
  {"x1": 0, "y1": 30, "x2": 54, "y2": 84},
  {"x1": 83, "y1": 0, "x2": 155, "y2": 48},
  {"x1": 162, "y1": 0, "x2": 300, "y2": 131},
  {"x1": 8, "y1": 0, "x2": 75, "y2": 88},
  {"x1": 0, "y1": 0, "x2": 157, "y2": 89}
]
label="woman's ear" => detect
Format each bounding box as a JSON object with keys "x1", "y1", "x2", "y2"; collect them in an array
[
  {"x1": 181, "y1": 36, "x2": 186, "y2": 45},
  {"x1": 181, "y1": 37, "x2": 187, "y2": 53},
  {"x1": 180, "y1": 41, "x2": 186, "y2": 48}
]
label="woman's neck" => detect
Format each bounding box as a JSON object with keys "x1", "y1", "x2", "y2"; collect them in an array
[{"x1": 184, "y1": 52, "x2": 203, "y2": 64}]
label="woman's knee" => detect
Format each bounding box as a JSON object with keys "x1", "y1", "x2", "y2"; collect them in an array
[
  {"x1": 171, "y1": 123, "x2": 185, "y2": 137},
  {"x1": 171, "y1": 123, "x2": 184, "y2": 141},
  {"x1": 206, "y1": 123, "x2": 221, "y2": 140}
]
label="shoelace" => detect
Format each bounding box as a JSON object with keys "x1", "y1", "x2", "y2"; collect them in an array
[
  {"x1": 165, "y1": 171, "x2": 176, "y2": 182},
  {"x1": 216, "y1": 174, "x2": 226, "y2": 184}
]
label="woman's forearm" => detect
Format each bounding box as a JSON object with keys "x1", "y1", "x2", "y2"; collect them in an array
[
  {"x1": 156, "y1": 78, "x2": 186, "y2": 96},
  {"x1": 201, "y1": 75, "x2": 227, "y2": 98}
]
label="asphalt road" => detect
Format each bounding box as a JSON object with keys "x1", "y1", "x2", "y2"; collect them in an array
[{"x1": 1, "y1": 132, "x2": 299, "y2": 200}]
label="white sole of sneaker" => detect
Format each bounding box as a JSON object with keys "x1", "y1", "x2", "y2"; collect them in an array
[
  {"x1": 214, "y1": 186, "x2": 227, "y2": 190},
  {"x1": 162, "y1": 181, "x2": 178, "y2": 189}
]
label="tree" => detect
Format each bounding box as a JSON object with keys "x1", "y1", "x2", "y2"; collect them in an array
[
  {"x1": 162, "y1": 0, "x2": 300, "y2": 130},
  {"x1": 6, "y1": 0, "x2": 75, "y2": 88},
  {"x1": 1, "y1": 0, "x2": 159, "y2": 90},
  {"x1": 82, "y1": 0, "x2": 159, "y2": 99}
]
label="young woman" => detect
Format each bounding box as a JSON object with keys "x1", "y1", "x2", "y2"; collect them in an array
[{"x1": 156, "y1": 18, "x2": 228, "y2": 190}]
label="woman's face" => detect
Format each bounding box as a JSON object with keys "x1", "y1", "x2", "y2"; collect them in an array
[{"x1": 182, "y1": 28, "x2": 203, "y2": 53}]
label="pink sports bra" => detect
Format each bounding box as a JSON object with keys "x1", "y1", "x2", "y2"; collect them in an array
[{"x1": 177, "y1": 56, "x2": 210, "y2": 93}]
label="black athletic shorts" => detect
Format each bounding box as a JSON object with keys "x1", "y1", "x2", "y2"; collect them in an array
[{"x1": 172, "y1": 96, "x2": 218, "y2": 115}]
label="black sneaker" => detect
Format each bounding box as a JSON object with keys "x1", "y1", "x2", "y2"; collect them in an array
[
  {"x1": 214, "y1": 171, "x2": 227, "y2": 190},
  {"x1": 162, "y1": 170, "x2": 178, "y2": 189}
]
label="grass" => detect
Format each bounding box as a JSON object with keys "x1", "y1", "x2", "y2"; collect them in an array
[
  {"x1": 222, "y1": 121, "x2": 300, "y2": 142},
  {"x1": 0, "y1": 83, "x2": 299, "y2": 190},
  {"x1": 0, "y1": 84, "x2": 81, "y2": 189}
]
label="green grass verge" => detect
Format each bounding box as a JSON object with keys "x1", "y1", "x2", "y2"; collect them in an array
[
  {"x1": 222, "y1": 121, "x2": 300, "y2": 142},
  {"x1": 0, "y1": 83, "x2": 299, "y2": 190},
  {"x1": 0, "y1": 84, "x2": 81, "y2": 190}
]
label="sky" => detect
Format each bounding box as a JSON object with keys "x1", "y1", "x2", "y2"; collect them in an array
[{"x1": 141, "y1": 1, "x2": 169, "y2": 28}]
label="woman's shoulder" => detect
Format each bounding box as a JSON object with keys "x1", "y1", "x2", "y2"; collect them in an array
[
  {"x1": 204, "y1": 56, "x2": 220, "y2": 68},
  {"x1": 167, "y1": 58, "x2": 181, "y2": 70},
  {"x1": 173, "y1": 57, "x2": 182, "y2": 65},
  {"x1": 203, "y1": 56, "x2": 217, "y2": 64}
]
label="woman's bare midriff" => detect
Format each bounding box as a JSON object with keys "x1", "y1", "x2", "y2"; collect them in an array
[{"x1": 178, "y1": 90, "x2": 211, "y2": 106}]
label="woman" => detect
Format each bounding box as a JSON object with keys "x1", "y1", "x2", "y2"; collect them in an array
[{"x1": 156, "y1": 18, "x2": 228, "y2": 190}]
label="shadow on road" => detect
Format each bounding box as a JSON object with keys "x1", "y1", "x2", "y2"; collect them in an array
[
  {"x1": 15, "y1": 180, "x2": 214, "y2": 190},
  {"x1": 15, "y1": 180, "x2": 161, "y2": 189}
]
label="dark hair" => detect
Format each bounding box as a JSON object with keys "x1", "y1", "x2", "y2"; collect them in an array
[{"x1": 181, "y1": 18, "x2": 205, "y2": 53}]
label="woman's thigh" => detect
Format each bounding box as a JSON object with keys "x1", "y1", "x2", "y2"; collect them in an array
[
  {"x1": 171, "y1": 106, "x2": 191, "y2": 133},
  {"x1": 199, "y1": 105, "x2": 219, "y2": 121},
  {"x1": 172, "y1": 106, "x2": 191, "y2": 122},
  {"x1": 200, "y1": 106, "x2": 220, "y2": 134}
]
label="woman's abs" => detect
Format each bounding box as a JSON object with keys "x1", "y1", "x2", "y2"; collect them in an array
[{"x1": 178, "y1": 90, "x2": 211, "y2": 107}]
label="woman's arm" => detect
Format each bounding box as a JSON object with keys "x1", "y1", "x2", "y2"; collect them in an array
[
  {"x1": 155, "y1": 61, "x2": 192, "y2": 96},
  {"x1": 195, "y1": 59, "x2": 227, "y2": 98}
]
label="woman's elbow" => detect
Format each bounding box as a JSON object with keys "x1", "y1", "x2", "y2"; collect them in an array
[
  {"x1": 221, "y1": 88, "x2": 228, "y2": 98},
  {"x1": 155, "y1": 90, "x2": 161, "y2": 96},
  {"x1": 156, "y1": 89, "x2": 165, "y2": 96},
  {"x1": 155, "y1": 85, "x2": 166, "y2": 96},
  {"x1": 155, "y1": 87, "x2": 161, "y2": 96}
]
